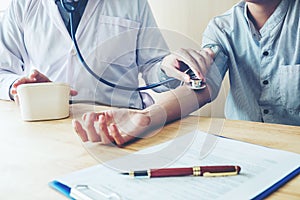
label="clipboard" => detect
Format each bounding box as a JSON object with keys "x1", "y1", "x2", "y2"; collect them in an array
[
  {"x1": 252, "y1": 167, "x2": 300, "y2": 200},
  {"x1": 49, "y1": 131, "x2": 300, "y2": 200},
  {"x1": 71, "y1": 185, "x2": 121, "y2": 200},
  {"x1": 49, "y1": 168, "x2": 300, "y2": 200},
  {"x1": 49, "y1": 181, "x2": 119, "y2": 200}
]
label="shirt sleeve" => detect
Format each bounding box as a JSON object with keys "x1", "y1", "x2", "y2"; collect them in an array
[
  {"x1": 136, "y1": 0, "x2": 180, "y2": 92},
  {"x1": 0, "y1": 0, "x2": 28, "y2": 100},
  {"x1": 202, "y1": 19, "x2": 229, "y2": 101}
]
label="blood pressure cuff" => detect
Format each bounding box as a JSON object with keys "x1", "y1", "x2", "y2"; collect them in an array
[{"x1": 204, "y1": 44, "x2": 228, "y2": 102}]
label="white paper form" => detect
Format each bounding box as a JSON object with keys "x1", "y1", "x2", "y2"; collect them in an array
[{"x1": 56, "y1": 131, "x2": 300, "y2": 200}]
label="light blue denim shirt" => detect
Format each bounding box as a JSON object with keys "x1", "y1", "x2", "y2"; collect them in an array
[{"x1": 203, "y1": 0, "x2": 300, "y2": 126}]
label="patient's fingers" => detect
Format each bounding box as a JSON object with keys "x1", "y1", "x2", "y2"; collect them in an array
[
  {"x1": 98, "y1": 114, "x2": 114, "y2": 144},
  {"x1": 103, "y1": 111, "x2": 114, "y2": 125},
  {"x1": 76, "y1": 110, "x2": 144, "y2": 146},
  {"x1": 72, "y1": 119, "x2": 88, "y2": 142},
  {"x1": 110, "y1": 124, "x2": 135, "y2": 147},
  {"x1": 84, "y1": 112, "x2": 101, "y2": 142}
]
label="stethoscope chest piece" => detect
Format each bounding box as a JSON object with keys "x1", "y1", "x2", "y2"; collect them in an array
[
  {"x1": 189, "y1": 79, "x2": 206, "y2": 90},
  {"x1": 186, "y1": 69, "x2": 206, "y2": 90}
]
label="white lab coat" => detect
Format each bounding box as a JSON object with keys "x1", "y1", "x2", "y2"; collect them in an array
[{"x1": 0, "y1": 0, "x2": 170, "y2": 109}]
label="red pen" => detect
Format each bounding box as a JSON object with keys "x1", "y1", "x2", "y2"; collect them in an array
[{"x1": 121, "y1": 165, "x2": 241, "y2": 178}]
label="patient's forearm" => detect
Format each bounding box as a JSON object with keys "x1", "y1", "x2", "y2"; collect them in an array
[{"x1": 144, "y1": 85, "x2": 211, "y2": 128}]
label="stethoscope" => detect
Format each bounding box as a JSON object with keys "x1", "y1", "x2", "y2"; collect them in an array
[{"x1": 59, "y1": 0, "x2": 180, "y2": 91}]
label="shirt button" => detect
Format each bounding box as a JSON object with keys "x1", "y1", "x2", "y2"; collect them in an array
[
  {"x1": 71, "y1": 49, "x2": 77, "y2": 56},
  {"x1": 263, "y1": 109, "x2": 269, "y2": 114},
  {"x1": 263, "y1": 80, "x2": 269, "y2": 85},
  {"x1": 263, "y1": 51, "x2": 269, "y2": 56}
]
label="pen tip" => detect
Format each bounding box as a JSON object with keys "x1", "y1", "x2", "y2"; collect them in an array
[{"x1": 120, "y1": 172, "x2": 129, "y2": 175}]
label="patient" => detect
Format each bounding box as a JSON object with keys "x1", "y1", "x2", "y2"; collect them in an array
[{"x1": 73, "y1": 0, "x2": 300, "y2": 146}]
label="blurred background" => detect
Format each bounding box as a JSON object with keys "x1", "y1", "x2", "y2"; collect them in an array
[
  {"x1": 148, "y1": 0, "x2": 239, "y2": 117},
  {"x1": 148, "y1": 0, "x2": 239, "y2": 45},
  {"x1": 0, "y1": 0, "x2": 240, "y2": 117}
]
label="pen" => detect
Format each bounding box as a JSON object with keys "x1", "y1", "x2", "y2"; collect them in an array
[{"x1": 120, "y1": 165, "x2": 241, "y2": 178}]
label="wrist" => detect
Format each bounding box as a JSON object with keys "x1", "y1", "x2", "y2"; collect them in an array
[{"x1": 143, "y1": 104, "x2": 168, "y2": 129}]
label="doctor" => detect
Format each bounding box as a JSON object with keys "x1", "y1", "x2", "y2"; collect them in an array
[{"x1": 0, "y1": 0, "x2": 209, "y2": 109}]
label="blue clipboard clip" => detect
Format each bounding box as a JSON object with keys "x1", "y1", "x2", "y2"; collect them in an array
[{"x1": 71, "y1": 185, "x2": 121, "y2": 200}]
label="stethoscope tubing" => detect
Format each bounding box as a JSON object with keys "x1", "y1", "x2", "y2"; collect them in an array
[{"x1": 60, "y1": 0, "x2": 177, "y2": 91}]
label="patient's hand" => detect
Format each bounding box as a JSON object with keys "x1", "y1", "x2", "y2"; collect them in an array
[{"x1": 72, "y1": 109, "x2": 151, "y2": 147}]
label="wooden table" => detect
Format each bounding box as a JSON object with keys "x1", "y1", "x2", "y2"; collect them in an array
[{"x1": 0, "y1": 101, "x2": 299, "y2": 199}]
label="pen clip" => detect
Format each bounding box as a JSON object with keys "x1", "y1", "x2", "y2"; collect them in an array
[
  {"x1": 193, "y1": 166, "x2": 241, "y2": 177},
  {"x1": 203, "y1": 171, "x2": 239, "y2": 177},
  {"x1": 71, "y1": 185, "x2": 121, "y2": 200}
]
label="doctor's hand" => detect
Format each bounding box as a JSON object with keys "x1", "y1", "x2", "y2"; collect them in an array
[
  {"x1": 72, "y1": 109, "x2": 151, "y2": 147},
  {"x1": 161, "y1": 48, "x2": 214, "y2": 82},
  {"x1": 10, "y1": 69, "x2": 78, "y2": 101}
]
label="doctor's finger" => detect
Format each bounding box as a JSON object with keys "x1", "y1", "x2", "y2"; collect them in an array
[
  {"x1": 72, "y1": 119, "x2": 89, "y2": 142},
  {"x1": 196, "y1": 49, "x2": 214, "y2": 69},
  {"x1": 12, "y1": 77, "x2": 35, "y2": 88},
  {"x1": 173, "y1": 49, "x2": 203, "y2": 80},
  {"x1": 11, "y1": 77, "x2": 37, "y2": 96},
  {"x1": 70, "y1": 89, "x2": 78, "y2": 96},
  {"x1": 203, "y1": 48, "x2": 215, "y2": 58},
  {"x1": 29, "y1": 69, "x2": 51, "y2": 82},
  {"x1": 161, "y1": 55, "x2": 190, "y2": 82},
  {"x1": 188, "y1": 49, "x2": 213, "y2": 80},
  {"x1": 168, "y1": 61, "x2": 190, "y2": 82}
]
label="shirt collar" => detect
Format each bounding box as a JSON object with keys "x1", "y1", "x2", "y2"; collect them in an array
[
  {"x1": 244, "y1": 0, "x2": 290, "y2": 37},
  {"x1": 244, "y1": 4, "x2": 262, "y2": 41}
]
